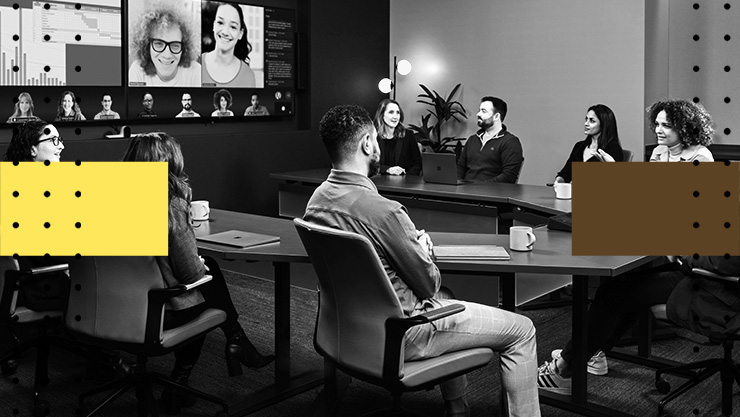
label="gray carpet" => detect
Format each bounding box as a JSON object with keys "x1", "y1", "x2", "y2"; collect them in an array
[{"x1": 1, "y1": 270, "x2": 738, "y2": 416}]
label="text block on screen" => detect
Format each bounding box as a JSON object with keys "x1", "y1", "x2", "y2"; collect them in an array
[
  {"x1": 572, "y1": 162, "x2": 740, "y2": 256},
  {"x1": 0, "y1": 162, "x2": 167, "y2": 256}
]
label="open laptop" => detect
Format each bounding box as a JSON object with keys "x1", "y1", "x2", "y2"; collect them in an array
[{"x1": 422, "y1": 153, "x2": 470, "y2": 185}]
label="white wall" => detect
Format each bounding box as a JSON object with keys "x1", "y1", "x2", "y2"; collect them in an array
[{"x1": 390, "y1": 0, "x2": 645, "y2": 184}]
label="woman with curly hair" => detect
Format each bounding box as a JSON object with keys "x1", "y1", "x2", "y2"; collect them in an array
[
  {"x1": 210, "y1": 89, "x2": 234, "y2": 117},
  {"x1": 128, "y1": 4, "x2": 201, "y2": 87},
  {"x1": 7, "y1": 92, "x2": 39, "y2": 123},
  {"x1": 201, "y1": 2, "x2": 255, "y2": 87},
  {"x1": 537, "y1": 100, "x2": 717, "y2": 396},
  {"x1": 54, "y1": 91, "x2": 86, "y2": 122},
  {"x1": 647, "y1": 99, "x2": 714, "y2": 162}
]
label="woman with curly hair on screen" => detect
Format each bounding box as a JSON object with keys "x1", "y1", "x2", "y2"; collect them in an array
[
  {"x1": 128, "y1": 4, "x2": 201, "y2": 87},
  {"x1": 211, "y1": 89, "x2": 234, "y2": 117},
  {"x1": 201, "y1": 2, "x2": 256, "y2": 87}
]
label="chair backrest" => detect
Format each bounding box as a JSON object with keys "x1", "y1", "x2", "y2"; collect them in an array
[
  {"x1": 294, "y1": 218, "x2": 405, "y2": 380},
  {"x1": 0, "y1": 257, "x2": 20, "y2": 316},
  {"x1": 623, "y1": 149, "x2": 634, "y2": 162},
  {"x1": 66, "y1": 257, "x2": 165, "y2": 344}
]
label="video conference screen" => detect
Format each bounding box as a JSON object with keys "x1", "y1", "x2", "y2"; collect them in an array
[{"x1": 1, "y1": 0, "x2": 295, "y2": 124}]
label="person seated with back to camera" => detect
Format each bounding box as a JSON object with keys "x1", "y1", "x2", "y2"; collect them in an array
[
  {"x1": 121, "y1": 133, "x2": 274, "y2": 409},
  {"x1": 457, "y1": 96, "x2": 523, "y2": 183},
  {"x1": 303, "y1": 105, "x2": 541, "y2": 417},
  {"x1": 373, "y1": 98, "x2": 422, "y2": 176},
  {"x1": 538, "y1": 98, "x2": 717, "y2": 395},
  {"x1": 553, "y1": 104, "x2": 623, "y2": 184}
]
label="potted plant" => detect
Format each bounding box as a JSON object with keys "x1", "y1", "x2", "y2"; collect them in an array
[{"x1": 408, "y1": 83, "x2": 468, "y2": 154}]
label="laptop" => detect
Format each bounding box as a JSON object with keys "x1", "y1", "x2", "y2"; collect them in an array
[
  {"x1": 422, "y1": 153, "x2": 470, "y2": 185},
  {"x1": 196, "y1": 230, "x2": 280, "y2": 248}
]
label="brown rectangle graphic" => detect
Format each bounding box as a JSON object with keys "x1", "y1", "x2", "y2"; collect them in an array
[{"x1": 573, "y1": 162, "x2": 740, "y2": 256}]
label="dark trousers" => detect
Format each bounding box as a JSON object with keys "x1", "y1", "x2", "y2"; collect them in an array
[
  {"x1": 560, "y1": 261, "x2": 685, "y2": 366},
  {"x1": 163, "y1": 257, "x2": 238, "y2": 365}
]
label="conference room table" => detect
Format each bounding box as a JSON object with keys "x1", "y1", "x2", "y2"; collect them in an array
[
  {"x1": 196, "y1": 208, "x2": 656, "y2": 417},
  {"x1": 271, "y1": 168, "x2": 572, "y2": 231}
]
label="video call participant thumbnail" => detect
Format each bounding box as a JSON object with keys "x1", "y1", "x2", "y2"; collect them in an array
[
  {"x1": 176, "y1": 93, "x2": 200, "y2": 118},
  {"x1": 244, "y1": 94, "x2": 269, "y2": 116},
  {"x1": 129, "y1": 3, "x2": 201, "y2": 87},
  {"x1": 138, "y1": 93, "x2": 158, "y2": 118},
  {"x1": 201, "y1": 2, "x2": 256, "y2": 88},
  {"x1": 94, "y1": 93, "x2": 121, "y2": 120},
  {"x1": 7, "y1": 92, "x2": 39, "y2": 123},
  {"x1": 55, "y1": 91, "x2": 86, "y2": 122},
  {"x1": 211, "y1": 89, "x2": 234, "y2": 117}
]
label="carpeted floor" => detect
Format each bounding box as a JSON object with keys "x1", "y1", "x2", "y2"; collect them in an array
[{"x1": 1, "y1": 269, "x2": 738, "y2": 416}]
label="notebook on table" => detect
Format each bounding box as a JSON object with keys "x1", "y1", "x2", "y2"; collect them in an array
[
  {"x1": 196, "y1": 230, "x2": 280, "y2": 248},
  {"x1": 433, "y1": 245, "x2": 510, "y2": 261},
  {"x1": 422, "y1": 153, "x2": 471, "y2": 185}
]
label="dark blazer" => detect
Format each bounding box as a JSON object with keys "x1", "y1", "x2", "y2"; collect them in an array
[
  {"x1": 377, "y1": 129, "x2": 422, "y2": 176},
  {"x1": 556, "y1": 138, "x2": 623, "y2": 182}
]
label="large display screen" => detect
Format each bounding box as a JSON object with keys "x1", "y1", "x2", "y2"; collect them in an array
[{"x1": 0, "y1": 0, "x2": 295, "y2": 125}]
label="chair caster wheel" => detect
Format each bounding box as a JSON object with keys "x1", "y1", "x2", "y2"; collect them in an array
[
  {"x1": 1, "y1": 359, "x2": 18, "y2": 375},
  {"x1": 656, "y1": 377, "x2": 670, "y2": 394},
  {"x1": 32, "y1": 400, "x2": 50, "y2": 416}
]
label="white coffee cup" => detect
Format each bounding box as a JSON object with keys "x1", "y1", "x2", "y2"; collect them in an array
[
  {"x1": 554, "y1": 183, "x2": 572, "y2": 200},
  {"x1": 190, "y1": 200, "x2": 210, "y2": 221},
  {"x1": 510, "y1": 226, "x2": 536, "y2": 252}
]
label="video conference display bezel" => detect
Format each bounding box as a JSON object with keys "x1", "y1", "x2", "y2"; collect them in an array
[{"x1": 0, "y1": 0, "x2": 296, "y2": 128}]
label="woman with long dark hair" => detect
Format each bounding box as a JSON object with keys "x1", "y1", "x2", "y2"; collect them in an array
[
  {"x1": 553, "y1": 104, "x2": 623, "y2": 184},
  {"x1": 373, "y1": 98, "x2": 422, "y2": 175},
  {"x1": 201, "y1": 2, "x2": 256, "y2": 87},
  {"x1": 122, "y1": 132, "x2": 273, "y2": 410}
]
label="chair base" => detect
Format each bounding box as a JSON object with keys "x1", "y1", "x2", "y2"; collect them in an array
[
  {"x1": 77, "y1": 356, "x2": 228, "y2": 417},
  {"x1": 656, "y1": 341, "x2": 740, "y2": 416}
]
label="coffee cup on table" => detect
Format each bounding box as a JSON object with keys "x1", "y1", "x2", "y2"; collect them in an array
[
  {"x1": 509, "y1": 226, "x2": 536, "y2": 252},
  {"x1": 554, "y1": 182, "x2": 572, "y2": 200},
  {"x1": 190, "y1": 200, "x2": 210, "y2": 221}
]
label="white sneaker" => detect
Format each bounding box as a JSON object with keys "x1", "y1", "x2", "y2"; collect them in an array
[
  {"x1": 551, "y1": 349, "x2": 608, "y2": 376},
  {"x1": 537, "y1": 360, "x2": 571, "y2": 395}
]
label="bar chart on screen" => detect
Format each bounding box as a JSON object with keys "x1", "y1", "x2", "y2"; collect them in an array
[{"x1": 0, "y1": 0, "x2": 121, "y2": 86}]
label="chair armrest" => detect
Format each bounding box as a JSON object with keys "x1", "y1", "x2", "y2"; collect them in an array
[
  {"x1": 144, "y1": 275, "x2": 213, "y2": 345},
  {"x1": 2, "y1": 264, "x2": 70, "y2": 320},
  {"x1": 691, "y1": 268, "x2": 740, "y2": 284},
  {"x1": 382, "y1": 303, "x2": 466, "y2": 382}
]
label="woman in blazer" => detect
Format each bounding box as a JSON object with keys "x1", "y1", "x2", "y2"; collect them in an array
[{"x1": 373, "y1": 99, "x2": 422, "y2": 176}]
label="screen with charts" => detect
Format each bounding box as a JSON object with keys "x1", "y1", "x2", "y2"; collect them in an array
[{"x1": 0, "y1": 0, "x2": 121, "y2": 86}]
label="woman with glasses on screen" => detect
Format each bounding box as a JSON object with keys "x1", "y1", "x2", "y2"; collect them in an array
[
  {"x1": 54, "y1": 91, "x2": 86, "y2": 122},
  {"x1": 129, "y1": 5, "x2": 201, "y2": 87},
  {"x1": 7, "y1": 92, "x2": 39, "y2": 123},
  {"x1": 201, "y1": 2, "x2": 256, "y2": 88}
]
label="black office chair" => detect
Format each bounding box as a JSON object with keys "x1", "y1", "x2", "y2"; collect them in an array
[
  {"x1": 65, "y1": 256, "x2": 229, "y2": 417},
  {"x1": 622, "y1": 149, "x2": 634, "y2": 162},
  {"x1": 295, "y1": 218, "x2": 494, "y2": 416},
  {"x1": 653, "y1": 268, "x2": 740, "y2": 416}
]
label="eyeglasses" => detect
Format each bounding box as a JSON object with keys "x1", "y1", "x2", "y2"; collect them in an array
[
  {"x1": 150, "y1": 39, "x2": 183, "y2": 54},
  {"x1": 37, "y1": 136, "x2": 63, "y2": 146}
]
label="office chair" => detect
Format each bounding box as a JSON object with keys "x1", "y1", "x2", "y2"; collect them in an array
[
  {"x1": 294, "y1": 218, "x2": 494, "y2": 416},
  {"x1": 65, "y1": 256, "x2": 229, "y2": 417},
  {"x1": 622, "y1": 149, "x2": 634, "y2": 162},
  {"x1": 653, "y1": 268, "x2": 740, "y2": 416},
  {"x1": 0, "y1": 257, "x2": 70, "y2": 416}
]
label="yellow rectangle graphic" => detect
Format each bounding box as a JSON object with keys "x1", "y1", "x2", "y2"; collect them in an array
[
  {"x1": 573, "y1": 162, "x2": 740, "y2": 256},
  {"x1": 0, "y1": 162, "x2": 168, "y2": 256}
]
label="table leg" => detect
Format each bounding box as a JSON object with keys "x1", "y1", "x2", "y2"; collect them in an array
[
  {"x1": 228, "y1": 261, "x2": 323, "y2": 416},
  {"x1": 500, "y1": 272, "x2": 515, "y2": 311}
]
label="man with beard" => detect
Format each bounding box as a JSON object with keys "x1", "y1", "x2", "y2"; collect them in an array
[
  {"x1": 175, "y1": 92, "x2": 200, "y2": 118},
  {"x1": 457, "y1": 96, "x2": 523, "y2": 183},
  {"x1": 303, "y1": 105, "x2": 540, "y2": 417}
]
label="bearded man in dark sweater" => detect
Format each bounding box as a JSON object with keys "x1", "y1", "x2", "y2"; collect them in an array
[{"x1": 457, "y1": 96, "x2": 524, "y2": 183}]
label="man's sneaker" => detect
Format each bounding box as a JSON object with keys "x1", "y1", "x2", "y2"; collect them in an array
[
  {"x1": 537, "y1": 360, "x2": 571, "y2": 395},
  {"x1": 551, "y1": 349, "x2": 608, "y2": 376}
]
